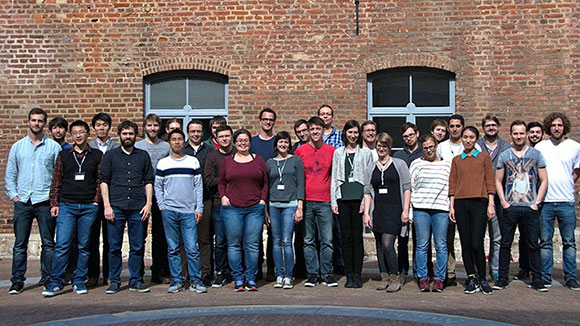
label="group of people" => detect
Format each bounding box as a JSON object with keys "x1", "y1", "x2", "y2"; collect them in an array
[{"x1": 5, "y1": 104, "x2": 580, "y2": 298}]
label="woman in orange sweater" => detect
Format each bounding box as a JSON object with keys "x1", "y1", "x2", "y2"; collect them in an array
[{"x1": 449, "y1": 126, "x2": 495, "y2": 295}]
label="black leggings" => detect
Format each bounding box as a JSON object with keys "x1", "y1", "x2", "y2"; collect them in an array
[
  {"x1": 379, "y1": 233, "x2": 398, "y2": 275},
  {"x1": 454, "y1": 198, "x2": 488, "y2": 280},
  {"x1": 338, "y1": 200, "x2": 364, "y2": 275}
]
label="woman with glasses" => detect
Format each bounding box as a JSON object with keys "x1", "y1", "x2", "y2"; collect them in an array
[
  {"x1": 219, "y1": 129, "x2": 268, "y2": 292},
  {"x1": 331, "y1": 120, "x2": 373, "y2": 288},
  {"x1": 409, "y1": 134, "x2": 451, "y2": 293},
  {"x1": 266, "y1": 131, "x2": 305, "y2": 289},
  {"x1": 449, "y1": 126, "x2": 495, "y2": 295},
  {"x1": 363, "y1": 132, "x2": 411, "y2": 292}
]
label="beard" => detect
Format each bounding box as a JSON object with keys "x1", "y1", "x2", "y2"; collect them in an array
[{"x1": 121, "y1": 137, "x2": 135, "y2": 149}]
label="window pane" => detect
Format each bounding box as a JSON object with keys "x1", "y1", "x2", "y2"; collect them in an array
[
  {"x1": 416, "y1": 116, "x2": 449, "y2": 142},
  {"x1": 150, "y1": 78, "x2": 187, "y2": 110},
  {"x1": 412, "y1": 72, "x2": 450, "y2": 107},
  {"x1": 188, "y1": 78, "x2": 225, "y2": 110},
  {"x1": 372, "y1": 73, "x2": 409, "y2": 107},
  {"x1": 373, "y1": 116, "x2": 407, "y2": 149}
]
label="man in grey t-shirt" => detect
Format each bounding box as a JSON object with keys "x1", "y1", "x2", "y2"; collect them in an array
[
  {"x1": 494, "y1": 120, "x2": 548, "y2": 292},
  {"x1": 135, "y1": 114, "x2": 171, "y2": 284}
]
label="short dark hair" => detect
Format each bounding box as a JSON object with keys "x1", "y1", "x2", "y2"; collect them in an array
[
  {"x1": 49, "y1": 117, "x2": 68, "y2": 130},
  {"x1": 419, "y1": 134, "x2": 438, "y2": 145},
  {"x1": 117, "y1": 120, "x2": 138, "y2": 135},
  {"x1": 448, "y1": 114, "x2": 465, "y2": 126},
  {"x1": 430, "y1": 118, "x2": 448, "y2": 131},
  {"x1": 294, "y1": 119, "x2": 308, "y2": 131},
  {"x1": 259, "y1": 108, "x2": 277, "y2": 121},
  {"x1": 317, "y1": 104, "x2": 333, "y2": 116},
  {"x1": 233, "y1": 129, "x2": 252, "y2": 143},
  {"x1": 187, "y1": 119, "x2": 204, "y2": 132},
  {"x1": 400, "y1": 122, "x2": 418, "y2": 135},
  {"x1": 210, "y1": 116, "x2": 227, "y2": 127},
  {"x1": 143, "y1": 113, "x2": 161, "y2": 127},
  {"x1": 28, "y1": 107, "x2": 47, "y2": 121},
  {"x1": 526, "y1": 121, "x2": 543, "y2": 133},
  {"x1": 216, "y1": 125, "x2": 233, "y2": 135},
  {"x1": 168, "y1": 128, "x2": 185, "y2": 141},
  {"x1": 482, "y1": 114, "x2": 501, "y2": 127},
  {"x1": 461, "y1": 125, "x2": 479, "y2": 139},
  {"x1": 91, "y1": 112, "x2": 112, "y2": 128},
  {"x1": 510, "y1": 120, "x2": 527, "y2": 133},
  {"x1": 307, "y1": 116, "x2": 325, "y2": 128},
  {"x1": 273, "y1": 131, "x2": 292, "y2": 153},
  {"x1": 543, "y1": 112, "x2": 570, "y2": 136},
  {"x1": 69, "y1": 120, "x2": 90, "y2": 133},
  {"x1": 361, "y1": 120, "x2": 377, "y2": 131},
  {"x1": 341, "y1": 120, "x2": 362, "y2": 146}
]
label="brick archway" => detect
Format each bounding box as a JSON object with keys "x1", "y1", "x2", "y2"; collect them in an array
[
  {"x1": 363, "y1": 53, "x2": 460, "y2": 74},
  {"x1": 137, "y1": 57, "x2": 231, "y2": 77}
]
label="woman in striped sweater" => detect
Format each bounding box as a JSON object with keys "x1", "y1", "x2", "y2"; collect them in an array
[{"x1": 409, "y1": 134, "x2": 451, "y2": 293}]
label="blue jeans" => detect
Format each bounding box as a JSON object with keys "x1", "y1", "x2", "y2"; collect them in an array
[
  {"x1": 269, "y1": 205, "x2": 296, "y2": 278},
  {"x1": 49, "y1": 203, "x2": 98, "y2": 287},
  {"x1": 413, "y1": 209, "x2": 449, "y2": 281},
  {"x1": 161, "y1": 210, "x2": 201, "y2": 283},
  {"x1": 212, "y1": 201, "x2": 229, "y2": 274},
  {"x1": 11, "y1": 200, "x2": 55, "y2": 284},
  {"x1": 221, "y1": 203, "x2": 265, "y2": 282},
  {"x1": 107, "y1": 208, "x2": 146, "y2": 286},
  {"x1": 540, "y1": 202, "x2": 577, "y2": 282},
  {"x1": 304, "y1": 201, "x2": 334, "y2": 277}
]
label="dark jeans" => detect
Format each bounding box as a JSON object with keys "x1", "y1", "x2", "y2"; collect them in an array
[
  {"x1": 212, "y1": 200, "x2": 229, "y2": 274},
  {"x1": 197, "y1": 198, "x2": 214, "y2": 278},
  {"x1": 518, "y1": 224, "x2": 530, "y2": 272},
  {"x1": 293, "y1": 219, "x2": 307, "y2": 278},
  {"x1": 337, "y1": 200, "x2": 363, "y2": 275},
  {"x1": 454, "y1": 198, "x2": 488, "y2": 280},
  {"x1": 332, "y1": 213, "x2": 345, "y2": 271},
  {"x1": 498, "y1": 206, "x2": 541, "y2": 282},
  {"x1": 11, "y1": 200, "x2": 55, "y2": 284},
  {"x1": 149, "y1": 197, "x2": 169, "y2": 278},
  {"x1": 87, "y1": 204, "x2": 109, "y2": 281},
  {"x1": 108, "y1": 208, "x2": 146, "y2": 286}
]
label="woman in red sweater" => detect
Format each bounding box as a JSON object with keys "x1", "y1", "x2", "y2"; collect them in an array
[
  {"x1": 449, "y1": 126, "x2": 496, "y2": 295},
  {"x1": 219, "y1": 129, "x2": 268, "y2": 292}
]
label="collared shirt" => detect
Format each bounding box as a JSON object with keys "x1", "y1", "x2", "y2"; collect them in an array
[
  {"x1": 393, "y1": 146, "x2": 424, "y2": 167},
  {"x1": 461, "y1": 149, "x2": 480, "y2": 160},
  {"x1": 5, "y1": 135, "x2": 61, "y2": 204},
  {"x1": 323, "y1": 127, "x2": 344, "y2": 149},
  {"x1": 96, "y1": 138, "x2": 112, "y2": 153},
  {"x1": 100, "y1": 147, "x2": 154, "y2": 210}
]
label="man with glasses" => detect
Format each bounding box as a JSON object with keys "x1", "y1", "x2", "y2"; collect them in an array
[
  {"x1": 291, "y1": 119, "x2": 310, "y2": 279},
  {"x1": 250, "y1": 108, "x2": 277, "y2": 281},
  {"x1": 476, "y1": 114, "x2": 510, "y2": 284},
  {"x1": 291, "y1": 119, "x2": 310, "y2": 154},
  {"x1": 184, "y1": 120, "x2": 215, "y2": 286},
  {"x1": 361, "y1": 120, "x2": 378, "y2": 161}
]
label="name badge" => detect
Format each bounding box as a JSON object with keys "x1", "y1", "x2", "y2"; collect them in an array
[
  {"x1": 277, "y1": 184, "x2": 285, "y2": 191},
  {"x1": 75, "y1": 172, "x2": 85, "y2": 181},
  {"x1": 348, "y1": 177, "x2": 354, "y2": 183},
  {"x1": 378, "y1": 187, "x2": 388, "y2": 195}
]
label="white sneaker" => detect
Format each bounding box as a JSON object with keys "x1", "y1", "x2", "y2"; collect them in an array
[
  {"x1": 274, "y1": 276, "x2": 283, "y2": 288},
  {"x1": 282, "y1": 277, "x2": 293, "y2": 289}
]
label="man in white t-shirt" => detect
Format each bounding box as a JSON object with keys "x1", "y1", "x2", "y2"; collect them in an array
[{"x1": 535, "y1": 112, "x2": 580, "y2": 291}]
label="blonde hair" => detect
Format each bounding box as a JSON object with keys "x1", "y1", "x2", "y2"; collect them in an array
[{"x1": 376, "y1": 132, "x2": 393, "y2": 150}]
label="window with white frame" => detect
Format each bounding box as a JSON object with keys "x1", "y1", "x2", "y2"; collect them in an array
[
  {"x1": 144, "y1": 70, "x2": 228, "y2": 139},
  {"x1": 367, "y1": 67, "x2": 455, "y2": 149}
]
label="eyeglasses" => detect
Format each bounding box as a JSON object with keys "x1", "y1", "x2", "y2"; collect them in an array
[
  {"x1": 296, "y1": 129, "x2": 308, "y2": 134},
  {"x1": 402, "y1": 133, "x2": 417, "y2": 139},
  {"x1": 376, "y1": 144, "x2": 390, "y2": 149},
  {"x1": 422, "y1": 145, "x2": 436, "y2": 151}
]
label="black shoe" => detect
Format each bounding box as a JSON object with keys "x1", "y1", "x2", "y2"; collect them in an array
[
  {"x1": 492, "y1": 279, "x2": 509, "y2": 290},
  {"x1": 304, "y1": 274, "x2": 318, "y2": 287},
  {"x1": 8, "y1": 282, "x2": 23, "y2": 294},
  {"x1": 514, "y1": 269, "x2": 529, "y2": 281},
  {"x1": 212, "y1": 273, "x2": 227, "y2": 288},
  {"x1": 322, "y1": 275, "x2": 338, "y2": 287},
  {"x1": 480, "y1": 280, "x2": 493, "y2": 295},
  {"x1": 105, "y1": 283, "x2": 120, "y2": 294},
  {"x1": 445, "y1": 276, "x2": 457, "y2": 288},
  {"x1": 129, "y1": 282, "x2": 150, "y2": 293},
  {"x1": 464, "y1": 277, "x2": 479, "y2": 294},
  {"x1": 344, "y1": 274, "x2": 354, "y2": 288},
  {"x1": 352, "y1": 274, "x2": 363, "y2": 288},
  {"x1": 530, "y1": 280, "x2": 548, "y2": 292},
  {"x1": 202, "y1": 274, "x2": 213, "y2": 287},
  {"x1": 565, "y1": 279, "x2": 580, "y2": 291},
  {"x1": 85, "y1": 277, "x2": 99, "y2": 288}
]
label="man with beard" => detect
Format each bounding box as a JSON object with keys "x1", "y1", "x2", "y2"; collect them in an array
[
  {"x1": 6, "y1": 108, "x2": 61, "y2": 294},
  {"x1": 361, "y1": 120, "x2": 378, "y2": 161},
  {"x1": 49, "y1": 117, "x2": 72, "y2": 150},
  {"x1": 476, "y1": 114, "x2": 511, "y2": 284},
  {"x1": 527, "y1": 121, "x2": 544, "y2": 147},
  {"x1": 135, "y1": 114, "x2": 171, "y2": 284},
  {"x1": 536, "y1": 112, "x2": 580, "y2": 291},
  {"x1": 101, "y1": 120, "x2": 154, "y2": 294}
]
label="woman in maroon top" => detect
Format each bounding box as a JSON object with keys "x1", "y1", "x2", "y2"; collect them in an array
[{"x1": 219, "y1": 129, "x2": 268, "y2": 292}]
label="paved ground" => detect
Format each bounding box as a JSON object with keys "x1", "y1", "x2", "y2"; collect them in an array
[{"x1": 0, "y1": 258, "x2": 578, "y2": 325}]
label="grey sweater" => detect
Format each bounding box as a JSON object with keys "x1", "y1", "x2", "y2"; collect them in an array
[
  {"x1": 266, "y1": 155, "x2": 305, "y2": 203},
  {"x1": 330, "y1": 146, "x2": 374, "y2": 208},
  {"x1": 363, "y1": 157, "x2": 411, "y2": 218}
]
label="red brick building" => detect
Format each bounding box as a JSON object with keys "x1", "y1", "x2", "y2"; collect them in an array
[{"x1": 1, "y1": 1, "x2": 579, "y2": 232}]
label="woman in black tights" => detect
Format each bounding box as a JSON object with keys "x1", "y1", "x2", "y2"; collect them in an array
[{"x1": 363, "y1": 132, "x2": 411, "y2": 292}]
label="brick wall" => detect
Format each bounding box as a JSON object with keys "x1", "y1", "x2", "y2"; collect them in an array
[{"x1": 0, "y1": 1, "x2": 578, "y2": 232}]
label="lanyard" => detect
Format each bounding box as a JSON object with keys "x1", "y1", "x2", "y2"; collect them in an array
[
  {"x1": 346, "y1": 152, "x2": 355, "y2": 172},
  {"x1": 377, "y1": 158, "x2": 391, "y2": 186},
  {"x1": 73, "y1": 151, "x2": 86, "y2": 173},
  {"x1": 276, "y1": 158, "x2": 288, "y2": 183}
]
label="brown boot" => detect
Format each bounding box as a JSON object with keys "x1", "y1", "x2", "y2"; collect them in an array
[
  {"x1": 386, "y1": 274, "x2": 401, "y2": 292},
  {"x1": 376, "y1": 272, "x2": 390, "y2": 290}
]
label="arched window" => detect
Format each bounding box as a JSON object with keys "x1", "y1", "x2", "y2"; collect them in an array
[
  {"x1": 144, "y1": 70, "x2": 228, "y2": 138},
  {"x1": 367, "y1": 67, "x2": 455, "y2": 149}
]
